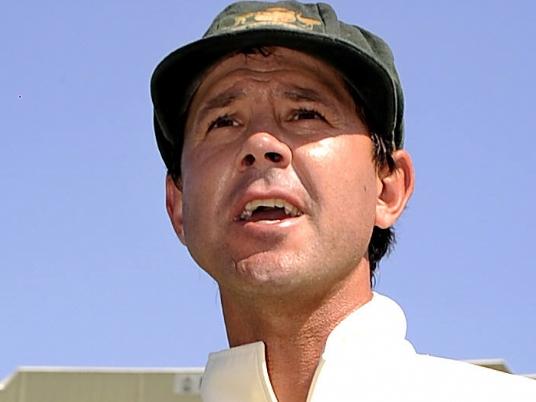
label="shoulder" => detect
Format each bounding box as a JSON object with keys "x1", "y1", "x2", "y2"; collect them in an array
[{"x1": 413, "y1": 354, "x2": 536, "y2": 401}]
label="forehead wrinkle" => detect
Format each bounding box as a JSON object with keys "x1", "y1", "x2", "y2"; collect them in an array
[{"x1": 193, "y1": 55, "x2": 353, "y2": 119}]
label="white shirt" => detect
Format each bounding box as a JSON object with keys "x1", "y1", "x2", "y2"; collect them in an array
[{"x1": 201, "y1": 293, "x2": 536, "y2": 401}]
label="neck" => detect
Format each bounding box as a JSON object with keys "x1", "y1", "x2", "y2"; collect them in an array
[{"x1": 219, "y1": 259, "x2": 372, "y2": 402}]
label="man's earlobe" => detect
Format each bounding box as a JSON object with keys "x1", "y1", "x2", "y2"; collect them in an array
[
  {"x1": 375, "y1": 150, "x2": 415, "y2": 229},
  {"x1": 165, "y1": 174, "x2": 186, "y2": 244}
]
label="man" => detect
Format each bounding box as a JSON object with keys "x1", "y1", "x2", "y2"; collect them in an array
[{"x1": 151, "y1": 1, "x2": 536, "y2": 401}]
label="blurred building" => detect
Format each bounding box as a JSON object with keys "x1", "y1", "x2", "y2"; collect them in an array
[{"x1": 0, "y1": 361, "x2": 534, "y2": 402}]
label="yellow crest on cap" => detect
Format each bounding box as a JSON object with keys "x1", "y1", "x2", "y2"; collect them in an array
[{"x1": 234, "y1": 7, "x2": 321, "y2": 30}]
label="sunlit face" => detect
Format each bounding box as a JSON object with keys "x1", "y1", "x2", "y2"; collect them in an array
[{"x1": 170, "y1": 47, "x2": 382, "y2": 298}]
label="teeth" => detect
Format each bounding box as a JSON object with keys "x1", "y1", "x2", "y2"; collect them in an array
[
  {"x1": 239, "y1": 198, "x2": 302, "y2": 221},
  {"x1": 240, "y1": 209, "x2": 252, "y2": 220}
]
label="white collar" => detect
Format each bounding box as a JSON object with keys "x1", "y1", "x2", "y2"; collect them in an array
[{"x1": 200, "y1": 292, "x2": 412, "y2": 402}]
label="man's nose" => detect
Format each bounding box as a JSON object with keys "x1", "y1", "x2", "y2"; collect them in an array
[{"x1": 237, "y1": 132, "x2": 292, "y2": 171}]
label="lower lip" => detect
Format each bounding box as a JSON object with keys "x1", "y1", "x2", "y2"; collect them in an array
[{"x1": 233, "y1": 215, "x2": 303, "y2": 233}]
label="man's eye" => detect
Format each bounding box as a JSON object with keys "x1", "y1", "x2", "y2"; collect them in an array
[
  {"x1": 291, "y1": 108, "x2": 326, "y2": 121},
  {"x1": 207, "y1": 115, "x2": 237, "y2": 131}
]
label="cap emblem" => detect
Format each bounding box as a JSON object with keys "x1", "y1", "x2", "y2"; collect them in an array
[{"x1": 233, "y1": 7, "x2": 321, "y2": 30}]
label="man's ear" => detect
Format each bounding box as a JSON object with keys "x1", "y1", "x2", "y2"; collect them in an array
[
  {"x1": 375, "y1": 150, "x2": 415, "y2": 229},
  {"x1": 165, "y1": 174, "x2": 186, "y2": 245}
]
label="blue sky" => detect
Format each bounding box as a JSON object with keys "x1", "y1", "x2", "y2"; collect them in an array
[{"x1": 1, "y1": 0, "x2": 535, "y2": 380}]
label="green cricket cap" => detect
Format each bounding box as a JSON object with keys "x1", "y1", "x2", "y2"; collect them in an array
[{"x1": 151, "y1": 0, "x2": 404, "y2": 171}]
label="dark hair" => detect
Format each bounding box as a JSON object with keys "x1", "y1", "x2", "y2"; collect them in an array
[
  {"x1": 368, "y1": 131, "x2": 396, "y2": 283},
  {"x1": 342, "y1": 77, "x2": 397, "y2": 283},
  {"x1": 167, "y1": 47, "x2": 397, "y2": 283}
]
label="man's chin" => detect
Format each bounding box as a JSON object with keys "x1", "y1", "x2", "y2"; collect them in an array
[{"x1": 221, "y1": 251, "x2": 313, "y2": 295}]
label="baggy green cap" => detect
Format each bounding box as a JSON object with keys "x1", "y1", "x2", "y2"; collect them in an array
[{"x1": 151, "y1": 0, "x2": 404, "y2": 171}]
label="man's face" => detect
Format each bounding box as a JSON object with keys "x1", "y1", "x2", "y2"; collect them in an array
[{"x1": 168, "y1": 47, "x2": 383, "y2": 299}]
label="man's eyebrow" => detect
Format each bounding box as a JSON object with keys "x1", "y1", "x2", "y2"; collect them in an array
[
  {"x1": 283, "y1": 86, "x2": 324, "y2": 102},
  {"x1": 282, "y1": 85, "x2": 339, "y2": 107},
  {"x1": 197, "y1": 88, "x2": 246, "y2": 116}
]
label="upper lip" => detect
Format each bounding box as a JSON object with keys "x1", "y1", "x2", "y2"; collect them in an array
[{"x1": 232, "y1": 188, "x2": 306, "y2": 222}]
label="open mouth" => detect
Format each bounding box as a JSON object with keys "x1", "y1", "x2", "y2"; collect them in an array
[{"x1": 237, "y1": 198, "x2": 302, "y2": 222}]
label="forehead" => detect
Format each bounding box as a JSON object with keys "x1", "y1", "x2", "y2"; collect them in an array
[{"x1": 189, "y1": 46, "x2": 352, "y2": 107}]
